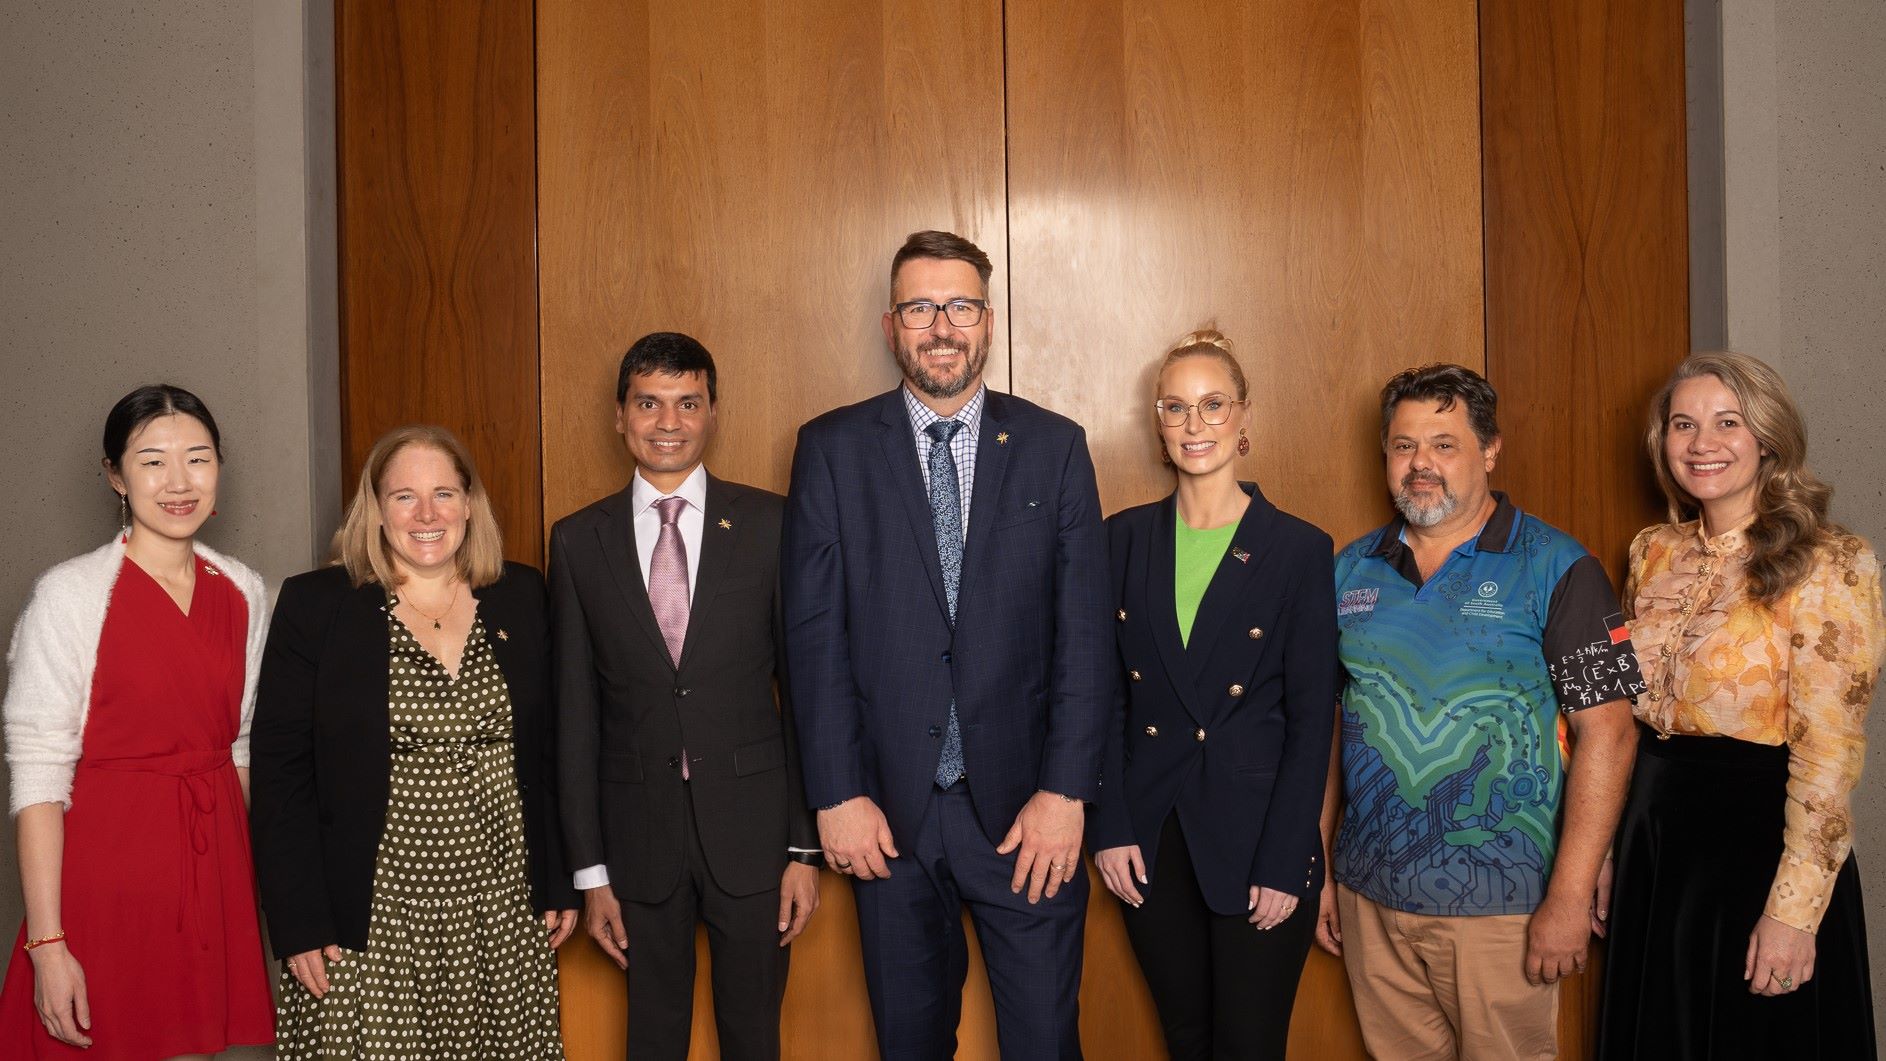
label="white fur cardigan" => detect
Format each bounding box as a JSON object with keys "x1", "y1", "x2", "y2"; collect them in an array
[{"x1": 3, "y1": 539, "x2": 268, "y2": 815}]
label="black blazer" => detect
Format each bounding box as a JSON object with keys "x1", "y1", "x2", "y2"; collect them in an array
[
  {"x1": 550, "y1": 476, "x2": 816, "y2": 903},
  {"x1": 1089, "y1": 484, "x2": 1339, "y2": 914},
  {"x1": 249, "y1": 562, "x2": 575, "y2": 959}
]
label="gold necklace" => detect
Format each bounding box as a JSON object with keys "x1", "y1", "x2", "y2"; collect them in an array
[{"x1": 404, "y1": 582, "x2": 461, "y2": 630}]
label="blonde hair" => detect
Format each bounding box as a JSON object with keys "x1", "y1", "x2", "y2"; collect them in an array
[
  {"x1": 1646, "y1": 352, "x2": 1837, "y2": 604},
  {"x1": 1158, "y1": 327, "x2": 1249, "y2": 400},
  {"x1": 332, "y1": 425, "x2": 505, "y2": 589}
]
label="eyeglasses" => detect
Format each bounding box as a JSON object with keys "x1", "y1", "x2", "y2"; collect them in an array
[
  {"x1": 1155, "y1": 394, "x2": 1246, "y2": 427},
  {"x1": 891, "y1": 299, "x2": 988, "y2": 330}
]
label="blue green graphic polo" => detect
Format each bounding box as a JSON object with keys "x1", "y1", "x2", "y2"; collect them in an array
[{"x1": 1332, "y1": 493, "x2": 1644, "y2": 916}]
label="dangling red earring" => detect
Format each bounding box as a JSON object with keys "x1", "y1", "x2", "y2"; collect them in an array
[
  {"x1": 1237, "y1": 432, "x2": 1250, "y2": 457},
  {"x1": 211, "y1": 509, "x2": 218, "y2": 517}
]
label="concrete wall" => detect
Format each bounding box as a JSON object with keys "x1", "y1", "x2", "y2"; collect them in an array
[
  {"x1": 0, "y1": 3, "x2": 337, "y2": 1046},
  {"x1": 1695, "y1": 0, "x2": 1886, "y2": 1038}
]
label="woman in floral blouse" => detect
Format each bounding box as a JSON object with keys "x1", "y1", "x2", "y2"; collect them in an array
[{"x1": 1597, "y1": 352, "x2": 1882, "y2": 1059}]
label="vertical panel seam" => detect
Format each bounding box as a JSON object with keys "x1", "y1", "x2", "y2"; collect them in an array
[{"x1": 1000, "y1": 0, "x2": 1014, "y2": 396}]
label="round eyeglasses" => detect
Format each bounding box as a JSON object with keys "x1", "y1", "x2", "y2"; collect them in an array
[
  {"x1": 892, "y1": 299, "x2": 988, "y2": 330},
  {"x1": 1155, "y1": 394, "x2": 1246, "y2": 427}
]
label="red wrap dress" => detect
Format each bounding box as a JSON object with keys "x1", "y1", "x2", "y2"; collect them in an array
[{"x1": 0, "y1": 556, "x2": 275, "y2": 1058}]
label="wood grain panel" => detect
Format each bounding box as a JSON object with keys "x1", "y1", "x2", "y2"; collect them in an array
[
  {"x1": 1480, "y1": 2, "x2": 1688, "y2": 1055},
  {"x1": 1006, "y1": 3, "x2": 1483, "y2": 1053},
  {"x1": 1479, "y1": 0, "x2": 1690, "y2": 582},
  {"x1": 535, "y1": 1, "x2": 1008, "y2": 1057},
  {"x1": 336, "y1": 0, "x2": 542, "y2": 561}
]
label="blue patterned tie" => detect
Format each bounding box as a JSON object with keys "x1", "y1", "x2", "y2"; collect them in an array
[{"x1": 926, "y1": 419, "x2": 966, "y2": 787}]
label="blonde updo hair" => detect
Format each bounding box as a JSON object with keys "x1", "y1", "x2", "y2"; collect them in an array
[
  {"x1": 332, "y1": 425, "x2": 505, "y2": 589},
  {"x1": 1646, "y1": 352, "x2": 1837, "y2": 604},
  {"x1": 1157, "y1": 328, "x2": 1249, "y2": 400}
]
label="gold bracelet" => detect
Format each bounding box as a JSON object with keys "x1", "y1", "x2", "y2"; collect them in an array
[{"x1": 24, "y1": 930, "x2": 66, "y2": 951}]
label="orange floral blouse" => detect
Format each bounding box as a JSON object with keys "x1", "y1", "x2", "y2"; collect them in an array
[{"x1": 1626, "y1": 522, "x2": 1884, "y2": 933}]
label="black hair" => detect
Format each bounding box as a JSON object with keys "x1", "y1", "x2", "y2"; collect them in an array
[
  {"x1": 102, "y1": 384, "x2": 223, "y2": 469},
  {"x1": 1378, "y1": 363, "x2": 1500, "y2": 448},
  {"x1": 616, "y1": 332, "x2": 718, "y2": 405}
]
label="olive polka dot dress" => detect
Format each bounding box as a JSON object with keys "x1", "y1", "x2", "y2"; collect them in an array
[{"x1": 276, "y1": 605, "x2": 564, "y2": 1059}]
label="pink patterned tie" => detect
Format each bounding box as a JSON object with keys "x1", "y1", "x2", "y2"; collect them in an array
[
  {"x1": 649, "y1": 496, "x2": 691, "y2": 779},
  {"x1": 649, "y1": 496, "x2": 691, "y2": 666}
]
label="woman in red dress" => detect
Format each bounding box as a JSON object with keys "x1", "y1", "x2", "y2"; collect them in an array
[{"x1": 1, "y1": 384, "x2": 275, "y2": 1058}]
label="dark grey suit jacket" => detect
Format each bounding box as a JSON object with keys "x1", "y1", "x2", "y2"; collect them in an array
[{"x1": 551, "y1": 474, "x2": 816, "y2": 902}]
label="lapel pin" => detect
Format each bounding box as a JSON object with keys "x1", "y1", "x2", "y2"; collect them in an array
[
  {"x1": 718, "y1": 518, "x2": 733, "y2": 530},
  {"x1": 496, "y1": 629, "x2": 509, "y2": 641},
  {"x1": 996, "y1": 432, "x2": 1010, "y2": 445},
  {"x1": 1231, "y1": 547, "x2": 1250, "y2": 564}
]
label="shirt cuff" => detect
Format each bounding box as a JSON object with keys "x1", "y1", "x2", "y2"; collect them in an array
[
  {"x1": 573, "y1": 864, "x2": 609, "y2": 891},
  {"x1": 1764, "y1": 851, "x2": 1838, "y2": 933}
]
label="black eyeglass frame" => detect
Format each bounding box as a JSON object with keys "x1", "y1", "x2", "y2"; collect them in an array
[{"x1": 890, "y1": 298, "x2": 989, "y2": 330}]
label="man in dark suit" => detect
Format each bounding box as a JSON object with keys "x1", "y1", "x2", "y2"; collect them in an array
[
  {"x1": 781, "y1": 231, "x2": 1116, "y2": 1059},
  {"x1": 552, "y1": 332, "x2": 821, "y2": 1061}
]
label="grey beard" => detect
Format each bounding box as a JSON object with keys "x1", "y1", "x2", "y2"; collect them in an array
[{"x1": 1394, "y1": 483, "x2": 1458, "y2": 528}]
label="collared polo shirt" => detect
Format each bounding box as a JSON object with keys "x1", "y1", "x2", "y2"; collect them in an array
[{"x1": 1332, "y1": 492, "x2": 1645, "y2": 916}]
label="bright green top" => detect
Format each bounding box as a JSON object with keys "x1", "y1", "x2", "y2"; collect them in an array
[{"x1": 1174, "y1": 517, "x2": 1239, "y2": 646}]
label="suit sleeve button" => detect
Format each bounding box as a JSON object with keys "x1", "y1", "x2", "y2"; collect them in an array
[
  {"x1": 1194, "y1": 728, "x2": 1206, "y2": 742},
  {"x1": 1248, "y1": 626, "x2": 1264, "y2": 639},
  {"x1": 1228, "y1": 684, "x2": 1244, "y2": 697},
  {"x1": 1129, "y1": 670, "x2": 1142, "y2": 681},
  {"x1": 928, "y1": 725, "x2": 942, "y2": 737},
  {"x1": 1144, "y1": 725, "x2": 1159, "y2": 737},
  {"x1": 1118, "y1": 609, "x2": 1128, "y2": 622},
  {"x1": 674, "y1": 687, "x2": 691, "y2": 697}
]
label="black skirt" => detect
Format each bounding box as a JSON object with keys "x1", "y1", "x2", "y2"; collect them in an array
[{"x1": 1597, "y1": 724, "x2": 1875, "y2": 1060}]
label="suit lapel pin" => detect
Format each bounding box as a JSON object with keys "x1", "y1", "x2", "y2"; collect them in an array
[
  {"x1": 996, "y1": 432, "x2": 1010, "y2": 445},
  {"x1": 496, "y1": 629, "x2": 509, "y2": 641},
  {"x1": 1231, "y1": 546, "x2": 1250, "y2": 564},
  {"x1": 718, "y1": 518, "x2": 733, "y2": 530}
]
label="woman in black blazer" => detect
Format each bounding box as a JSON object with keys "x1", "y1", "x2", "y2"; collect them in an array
[
  {"x1": 1090, "y1": 330, "x2": 1340, "y2": 1060},
  {"x1": 249, "y1": 425, "x2": 577, "y2": 1059}
]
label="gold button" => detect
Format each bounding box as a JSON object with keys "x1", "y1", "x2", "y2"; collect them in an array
[
  {"x1": 1699, "y1": 563, "x2": 1712, "y2": 576},
  {"x1": 1649, "y1": 690, "x2": 1662, "y2": 701},
  {"x1": 1656, "y1": 730, "x2": 1671, "y2": 741},
  {"x1": 1194, "y1": 728, "x2": 1206, "y2": 742},
  {"x1": 1144, "y1": 725, "x2": 1159, "y2": 737},
  {"x1": 1130, "y1": 670, "x2": 1142, "y2": 682},
  {"x1": 1117, "y1": 609, "x2": 1128, "y2": 622},
  {"x1": 1228, "y1": 684, "x2": 1245, "y2": 697},
  {"x1": 1679, "y1": 602, "x2": 1692, "y2": 615},
  {"x1": 1661, "y1": 645, "x2": 1675, "y2": 656},
  {"x1": 1248, "y1": 627, "x2": 1264, "y2": 639}
]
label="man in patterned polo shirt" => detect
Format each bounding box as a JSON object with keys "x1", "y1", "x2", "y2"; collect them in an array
[{"x1": 1315, "y1": 364, "x2": 1644, "y2": 1060}]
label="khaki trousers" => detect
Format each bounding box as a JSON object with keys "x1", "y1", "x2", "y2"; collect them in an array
[{"x1": 1337, "y1": 885, "x2": 1558, "y2": 1061}]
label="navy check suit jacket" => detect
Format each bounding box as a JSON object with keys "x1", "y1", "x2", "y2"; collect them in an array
[{"x1": 782, "y1": 388, "x2": 1117, "y2": 846}]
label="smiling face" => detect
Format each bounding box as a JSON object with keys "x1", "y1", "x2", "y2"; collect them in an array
[
  {"x1": 376, "y1": 443, "x2": 469, "y2": 580},
  {"x1": 1385, "y1": 398, "x2": 1499, "y2": 529},
  {"x1": 616, "y1": 369, "x2": 715, "y2": 493},
  {"x1": 1663, "y1": 373, "x2": 1764, "y2": 530},
  {"x1": 105, "y1": 413, "x2": 220, "y2": 546},
  {"x1": 883, "y1": 256, "x2": 992, "y2": 406},
  {"x1": 1156, "y1": 353, "x2": 1249, "y2": 478}
]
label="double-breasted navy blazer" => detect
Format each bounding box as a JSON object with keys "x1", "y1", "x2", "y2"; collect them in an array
[
  {"x1": 1088, "y1": 484, "x2": 1338, "y2": 914},
  {"x1": 781, "y1": 387, "x2": 1117, "y2": 846}
]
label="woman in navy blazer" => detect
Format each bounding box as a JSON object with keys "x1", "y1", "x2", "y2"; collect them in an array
[{"x1": 1090, "y1": 330, "x2": 1340, "y2": 1061}]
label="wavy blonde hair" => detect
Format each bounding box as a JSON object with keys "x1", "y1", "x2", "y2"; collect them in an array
[
  {"x1": 1158, "y1": 327, "x2": 1249, "y2": 400},
  {"x1": 1646, "y1": 352, "x2": 1837, "y2": 604},
  {"x1": 332, "y1": 425, "x2": 505, "y2": 589}
]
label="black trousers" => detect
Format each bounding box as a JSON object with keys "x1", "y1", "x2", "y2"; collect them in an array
[
  {"x1": 1118, "y1": 814, "x2": 1315, "y2": 1061},
  {"x1": 621, "y1": 783, "x2": 790, "y2": 1061}
]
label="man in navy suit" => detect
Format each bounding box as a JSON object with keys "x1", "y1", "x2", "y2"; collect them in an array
[{"x1": 781, "y1": 230, "x2": 1115, "y2": 1059}]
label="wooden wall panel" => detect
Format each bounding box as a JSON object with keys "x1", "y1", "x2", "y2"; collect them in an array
[
  {"x1": 336, "y1": 0, "x2": 542, "y2": 561},
  {"x1": 1006, "y1": 3, "x2": 1484, "y2": 1053},
  {"x1": 535, "y1": 2, "x2": 1008, "y2": 1057},
  {"x1": 1480, "y1": 2, "x2": 1689, "y2": 1055},
  {"x1": 1479, "y1": 0, "x2": 1690, "y2": 581}
]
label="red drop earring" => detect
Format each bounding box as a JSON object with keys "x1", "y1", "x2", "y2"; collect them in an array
[{"x1": 1237, "y1": 432, "x2": 1250, "y2": 457}]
